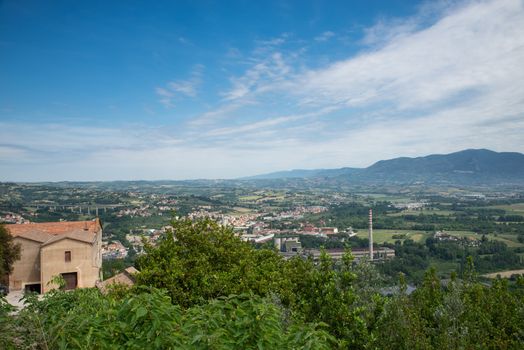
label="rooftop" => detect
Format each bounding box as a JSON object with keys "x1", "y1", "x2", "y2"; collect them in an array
[{"x1": 6, "y1": 219, "x2": 101, "y2": 245}]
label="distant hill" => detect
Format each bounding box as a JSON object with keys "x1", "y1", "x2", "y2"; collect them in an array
[
  {"x1": 244, "y1": 149, "x2": 524, "y2": 186},
  {"x1": 243, "y1": 167, "x2": 360, "y2": 180}
]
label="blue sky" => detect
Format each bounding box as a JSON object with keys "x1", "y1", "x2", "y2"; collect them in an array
[{"x1": 1, "y1": 0, "x2": 523, "y2": 181}]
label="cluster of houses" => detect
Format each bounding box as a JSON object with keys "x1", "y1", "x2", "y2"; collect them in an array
[
  {"x1": 433, "y1": 231, "x2": 480, "y2": 247},
  {"x1": 1, "y1": 212, "x2": 30, "y2": 224},
  {"x1": 240, "y1": 222, "x2": 357, "y2": 245},
  {"x1": 124, "y1": 227, "x2": 169, "y2": 254},
  {"x1": 265, "y1": 206, "x2": 328, "y2": 220},
  {"x1": 101, "y1": 240, "x2": 128, "y2": 260},
  {"x1": 116, "y1": 206, "x2": 153, "y2": 218},
  {"x1": 187, "y1": 205, "x2": 330, "y2": 233},
  {"x1": 114, "y1": 196, "x2": 178, "y2": 218},
  {"x1": 393, "y1": 202, "x2": 427, "y2": 210}
]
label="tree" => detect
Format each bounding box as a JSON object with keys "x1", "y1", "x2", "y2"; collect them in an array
[
  {"x1": 286, "y1": 249, "x2": 372, "y2": 348},
  {"x1": 0, "y1": 224, "x2": 21, "y2": 285},
  {"x1": 135, "y1": 217, "x2": 289, "y2": 308}
]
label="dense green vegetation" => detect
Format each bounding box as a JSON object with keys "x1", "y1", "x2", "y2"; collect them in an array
[
  {"x1": 2, "y1": 218, "x2": 523, "y2": 349},
  {"x1": 0, "y1": 224, "x2": 20, "y2": 285},
  {"x1": 0, "y1": 289, "x2": 334, "y2": 349},
  {"x1": 378, "y1": 237, "x2": 523, "y2": 283}
]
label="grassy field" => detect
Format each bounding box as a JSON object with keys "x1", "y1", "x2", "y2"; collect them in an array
[
  {"x1": 388, "y1": 208, "x2": 455, "y2": 216},
  {"x1": 445, "y1": 231, "x2": 524, "y2": 248},
  {"x1": 354, "y1": 229, "x2": 429, "y2": 244},
  {"x1": 445, "y1": 230, "x2": 479, "y2": 238},
  {"x1": 482, "y1": 269, "x2": 524, "y2": 278},
  {"x1": 495, "y1": 234, "x2": 524, "y2": 248},
  {"x1": 429, "y1": 259, "x2": 461, "y2": 276},
  {"x1": 230, "y1": 207, "x2": 255, "y2": 214},
  {"x1": 356, "y1": 229, "x2": 524, "y2": 248},
  {"x1": 488, "y1": 203, "x2": 524, "y2": 215},
  {"x1": 239, "y1": 194, "x2": 287, "y2": 202},
  {"x1": 239, "y1": 195, "x2": 262, "y2": 201},
  {"x1": 354, "y1": 193, "x2": 413, "y2": 203}
]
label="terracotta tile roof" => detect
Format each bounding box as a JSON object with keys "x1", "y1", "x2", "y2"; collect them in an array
[
  {"x1": 96, "y1": 266, "x2": 138, "y2": 294},
  {"x1": 42, "y1": 230, "x2": 97, "y2": 246},
  {"x1": 6, "y1": 219, "x2": 101, "y2": 245}
]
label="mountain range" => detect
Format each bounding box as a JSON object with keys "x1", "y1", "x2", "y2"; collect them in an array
[{"x1": 245, "y1": 149, "x2": 524, "y2": 186}]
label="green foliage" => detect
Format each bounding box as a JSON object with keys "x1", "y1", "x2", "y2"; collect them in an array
[
  {"x1": 382, "y1": 235, "x2": 523, "y2": 283},
  {"x1": 47, "y1": 274, "x2": 66, "y2": 290},
  {"x1": 376, "y1": 266, "x2": 524, "y2": 349},
  {"x1": 136, "y1": 217, "x2": 289, "y2": 308},
  {"x1": 379, "y1": 240, "x2": 430, "y2": 283},
  {"x1": 0, "y1": 296, "x2": 18, "y2": 349},
  {"x1": 2, "y1": 287, "x2": 335, "y2": 349},
  {"x1": 135, "y1": 217, "x2": 390, "y2": 347},
  {"x1": 292, "y1": 250, "x2": 375, "y2": 348},
  {"x1": 0, "y1": 224, "x2": 21, "y2": 284}
]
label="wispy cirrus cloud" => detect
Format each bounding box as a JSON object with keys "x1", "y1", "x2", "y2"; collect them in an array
[
  {"x1": 222, "y1": 52, "x2": 292, "y2": 101},
  {"x1": 295, "y1": 0, "x2": 524, "y2": 113},
  {"x1": 314, "y1": 31, "x2": 335, "y2": 42},
  {"x1": 203, "y1": 105, "x2": 339, "y2": 138},
  {"x1": 156, "y1": 64, "x2": 204, "y2": 108},
  {"x1": 187, "y1": 100, "x2": 252, "y2": 127}
]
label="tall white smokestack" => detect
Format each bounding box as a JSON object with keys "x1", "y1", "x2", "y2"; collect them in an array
[{"x1": 369, "y1": 208, "x2": 373, "y2": 260}]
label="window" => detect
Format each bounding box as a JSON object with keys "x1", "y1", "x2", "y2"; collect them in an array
[{"x1": 65, "y1": 251, "x2": 71, "y2": 262}]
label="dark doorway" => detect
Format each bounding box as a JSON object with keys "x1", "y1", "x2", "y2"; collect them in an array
[
  {"x1": 25, "y1": 283, "x2": 41, "y2": 294},
  {"x1": 61, "y1": 272, "x2": 78, "y2": 290}
]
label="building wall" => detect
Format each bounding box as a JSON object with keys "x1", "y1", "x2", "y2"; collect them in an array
[
  {"x1": 40, "y1": 238, "x2": 101, "y2": 293},
  {"x1": 93, "y1": 230, "x2": 102, "y2": 273},
  {"x1": 9, "y1": 237, "x2": 41, "y2": 290}
]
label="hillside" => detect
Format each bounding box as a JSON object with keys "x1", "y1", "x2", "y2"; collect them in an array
[
  {"x1": 245, "y1": 149, "x2": 524, "y2": 186},
  {"x1": 243, "y1": 167, "x2": 360, "y2": 180}
]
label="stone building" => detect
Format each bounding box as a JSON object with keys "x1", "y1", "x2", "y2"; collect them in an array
[{"x1": 6, "y1": 219, "x2": 102, "y2": 293}]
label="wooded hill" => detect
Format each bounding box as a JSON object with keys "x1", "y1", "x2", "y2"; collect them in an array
[{"x1": 246, "y1": 149, "x2": 524, "y2": 186}]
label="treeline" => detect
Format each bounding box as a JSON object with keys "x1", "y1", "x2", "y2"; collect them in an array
[
  {"x1": 1, "y1": 217, "x2": 523, "y2": 349},
  {"x1": 312, "y1": 202, "x2": 524, "y2": 235},
  {"x1": 379, "y1": 237, "x2": 523, "y2": 282}
]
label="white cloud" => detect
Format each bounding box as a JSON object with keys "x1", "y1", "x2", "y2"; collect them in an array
[
  {"x1": 203, "y1": 105, "x2": 339, "y2": 137},
  {"x1": 0, "y1": 145, "x2": 27, "y2": 159},
  {"x1": 156, "y1": 64, "x2": 204, "y2": 108},
  {"x1": 222, "y1": 52, "x2": 292, "y2": 101},
  {"x1": 155, "y1": 87, "x2": 175, "y2": 108},
  {"x1": 314, "y1": 31, "x2": 335, "y2": 42},
  {"x1": 296, "y1": 0, "x2": 524, "y2": 112},
  {"x1": 187, "y1": 101, "x2": 249, "y2": 126},
  {"x1": 252, "y1": 33, "x2": 289, "y2": 54}
]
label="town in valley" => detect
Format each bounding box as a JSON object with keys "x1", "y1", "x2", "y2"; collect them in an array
[{"x1": 2, "y1": 177, "x2": 523, "y2": 284}]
